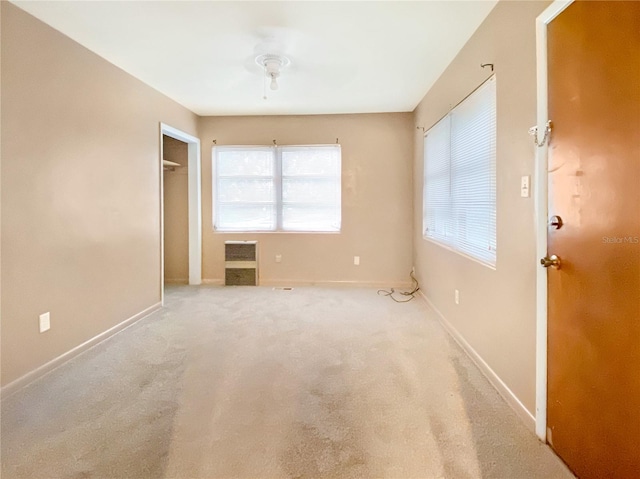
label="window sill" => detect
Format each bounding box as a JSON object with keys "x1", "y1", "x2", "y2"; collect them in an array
[
  {"x1": 422, "y1": 236, "x2": 496, "y2": 270},
  {"x1": 214, "y1": 230, "x2": 341, "y2": 235}
]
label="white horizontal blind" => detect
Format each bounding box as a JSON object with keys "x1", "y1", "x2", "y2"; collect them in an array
[
  {"x1": 423, "y1": 76, "x2": 497, "y2": 266},
  {"x1": 213, "y1": 145, "x2": 341, "y2": 232},
  {"x1": 280, "y1": 145, "x2": 341, "y2": 232},
  {"x1": 423, "y1": 116, "x2": 451, "y2": 243},
  {"x1": 214, "y1": 146, "x2": 276, "y2": 231},
  {"x1": 450, "y1": 77, "x2": 496, "y2": 263}
]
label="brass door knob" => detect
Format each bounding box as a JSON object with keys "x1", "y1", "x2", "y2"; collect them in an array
[{"x1": 540, "y1": 254, "x2": 561, "y2": 269}]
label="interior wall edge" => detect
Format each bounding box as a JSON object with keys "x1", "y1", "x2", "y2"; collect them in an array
[
  {"x1": 197, "y1": 112, "x2": 414, "y2": 285},
  {"x1": 0, "y1": 302, "x2": 162, "y2": 401},
  {"x1": 411, "y1": 0, "x2": 550, "y2": 419},
  {"x1": 418, "y1": 291, "x2": 536, "y2": 432},
  {"x1": 1, "y1": 2, "x2": 198, "y2": 386}
]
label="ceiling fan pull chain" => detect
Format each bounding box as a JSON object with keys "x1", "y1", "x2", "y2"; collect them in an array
[{"x1": 263, "y1": 63, "x2": 267, "y2": 100}]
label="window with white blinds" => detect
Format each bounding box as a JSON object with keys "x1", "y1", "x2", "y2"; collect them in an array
[
  {"x1": 423, "y1": 76, "x2": 497, "y2": 266},
  {"x1": 280, "y1": 146, "x2": 341, "y2": 232},
  {"x1": 214, "y1": 145, "x2": 341, "y2": 232}
]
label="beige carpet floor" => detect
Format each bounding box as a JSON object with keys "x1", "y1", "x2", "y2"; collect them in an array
[{"x1": 1, "y1": 286, "x2": 573, "y2": 478}]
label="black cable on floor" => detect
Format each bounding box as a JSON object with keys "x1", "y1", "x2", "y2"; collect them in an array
[{"x1": 377, "y1": 271, "x2": 420, "y2": 303}]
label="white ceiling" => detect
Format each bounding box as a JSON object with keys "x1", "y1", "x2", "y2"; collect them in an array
[{"x1": 12, "y1": 1, "x2": 498, "y2": 116}]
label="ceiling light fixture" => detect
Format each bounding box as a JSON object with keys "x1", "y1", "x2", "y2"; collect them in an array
[{"x1": 255, "y1": 54, "x2": 290, "y2": 93}]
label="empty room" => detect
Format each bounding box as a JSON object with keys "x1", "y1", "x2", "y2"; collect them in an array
[{"x1": 1, "y1": 1, "x2": 638, "y2": 478}]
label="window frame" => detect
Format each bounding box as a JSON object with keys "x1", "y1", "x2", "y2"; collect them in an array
[
  {"x1": 213, "y1": 145, "x2": 277, "y2": 232},
  {"x1": 213, "y1": 144, "x2": 342, "y2": 233},
  {"x1": 422, "y1": 75, "x2": 497, "y2": 268}
]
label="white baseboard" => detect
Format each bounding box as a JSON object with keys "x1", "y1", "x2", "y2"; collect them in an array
[
  {"x1": 259, "y1": 279, "x2": 413, "y2": 289},
  {"x1": 418, "y1": 291, "x2": 536, "y2": 432},
  {"x1": 164, "y1": 278, "x2": 189, "y2": 284},
  {"x1": 1, "y1": 302, "x2": 162, "y2": 400},
  {"x1": 199, "y1": 278, "x2": 413, "y2": 289}
]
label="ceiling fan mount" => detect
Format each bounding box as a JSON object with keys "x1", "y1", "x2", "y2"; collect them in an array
[{"x1": 255, "y1": 53, "x2": 291, "y2": 91}]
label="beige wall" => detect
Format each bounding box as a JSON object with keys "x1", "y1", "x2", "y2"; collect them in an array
[
  {"x1": 163, "y1": 136, "x2": 189, "y2": 283},
  {"x1": 1, "y1": 3, "x2": 198, "y2": 386},
  {"x1": 198, "y1": 114, "x2": 414, "y2": 286},
  {"x1": 413, "y1": 0, "x2": 549, "y2": 415}
]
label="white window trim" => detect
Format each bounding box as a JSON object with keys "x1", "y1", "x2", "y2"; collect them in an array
[{"x1": 422, "y1": 236, "x2": 497, "y2": 270}]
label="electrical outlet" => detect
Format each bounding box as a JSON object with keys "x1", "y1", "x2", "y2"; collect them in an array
[
  {"x1": 454, "y1": 290, "x2": 460, "y2": 305},
  {"x1": 354, "y1": 256, "x2": 360, "y2": 266},
  {"x1": 411, "y1": 266, "x2": 415, "y2": 274},
  {"x1": 39, "y1": 312, "x2": 50, "y2": 333},
  {"x1": 275, "y1": 254, "x2": 282, "y2": 263}
]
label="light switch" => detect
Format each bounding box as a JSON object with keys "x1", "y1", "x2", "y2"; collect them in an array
[
  {"x1": 521, "y1": 175, "x2": 531, "y2": 198},
  {"x1": 39, "y1": 312, "x2": 50, "y2": 333}
]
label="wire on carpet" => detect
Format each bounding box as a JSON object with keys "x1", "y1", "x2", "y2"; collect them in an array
[{"x1": 377, "y1": 271, "x2": 420, "y2": 303}]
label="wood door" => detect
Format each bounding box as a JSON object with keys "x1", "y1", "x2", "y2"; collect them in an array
[{"x1": 546, "y1": 2, "x2": 640, "y2": 478}]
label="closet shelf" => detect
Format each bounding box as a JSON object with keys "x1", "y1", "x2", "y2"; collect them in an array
[{"x1": 163, "y1": 159, "x2": 182, "y2": 171}]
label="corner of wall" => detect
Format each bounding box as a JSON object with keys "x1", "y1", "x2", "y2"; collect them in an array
[{"x1": 411, "y1": 0, "x2": 551, "y2": 420}]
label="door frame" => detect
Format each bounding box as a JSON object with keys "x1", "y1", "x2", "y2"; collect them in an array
[
  {"x1": 160, "y1": 123, "x2": 202, "y2": 304},
  {"x1": 534, "y1": 0, "x2": 574, "y2": 442}
]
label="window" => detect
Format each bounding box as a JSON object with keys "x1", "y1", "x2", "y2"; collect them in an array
[
  {"x1": 214, "y1": 145, "x2": 341, "y2": 232},
  {"x1": 423, "y1": 76, "x2": 497, "y2": 266}
]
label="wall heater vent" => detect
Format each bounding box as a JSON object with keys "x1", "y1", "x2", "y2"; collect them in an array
[{"x1": 225, "y1": 241, "x2": 258, "y2": 286}]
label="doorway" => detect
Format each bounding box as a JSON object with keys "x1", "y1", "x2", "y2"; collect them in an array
[
  {"x1": 160, "y1": 124, "x2": 202, "y2": 302},
  {"x1": 536, "y1": 1, "x2": 640, "y2": 477},
  {"x1": 163, "y1": 135, "x2": 189, "y2": 284}
]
